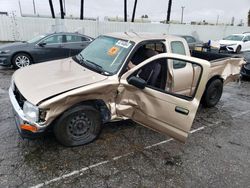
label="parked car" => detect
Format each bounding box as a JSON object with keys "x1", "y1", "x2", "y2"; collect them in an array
[
  {"x1": 0, "y1": 32, "x2": 93, "y2": 69},
  {"x1": 241, "y1": 62, "x2": 250, "y2": 78},
  {"x1": 179, "y1": 35, "x2": 203, "y2": 51},
  {"x1": 9, "y1": 33, "x2": 245, "y2": 146},
  {"x1": 219, "y1": 32, "x2": 250, "y2": 53}
]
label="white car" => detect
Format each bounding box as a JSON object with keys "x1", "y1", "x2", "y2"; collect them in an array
[{"x1": 219, "y1": 33, "x2": 250, "y2": 53}]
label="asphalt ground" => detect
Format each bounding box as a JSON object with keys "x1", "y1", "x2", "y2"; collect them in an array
[{"x1": 0, "y1": 52, "x2": 250, "y2": 188}]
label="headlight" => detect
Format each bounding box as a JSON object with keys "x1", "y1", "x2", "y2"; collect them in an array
[
  {"x1": 23, "y1": 101, "x2": 39, "y2": 123},
  {"x1": 0, "y1": 50, "x2": 10, "y2": 54}
]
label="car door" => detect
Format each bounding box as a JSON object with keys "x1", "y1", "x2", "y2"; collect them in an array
[
  {"x1": 63, "y1": 34, "x2": 92, "y2": 57},
  {"x1": 116, "y1": 53, "x2": 210, "y2": 142},
  {"x1": 35, "y1": 34, "x2": 66, "y2": 62}
]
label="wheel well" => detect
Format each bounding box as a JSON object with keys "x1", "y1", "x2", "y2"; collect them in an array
[
  {"x1": 11, "y1": 51, "x2": 34, "y2": 64},
  {"x1": 206, "y1": 76, "x2": 223, "y2": 88},
  {"x1": 50, "y1": 100, "x2": 111, "y2": 128}
]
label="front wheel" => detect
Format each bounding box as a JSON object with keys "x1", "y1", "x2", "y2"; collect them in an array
[
  {"x1": 235, "y1": 45, "x2": 241, "y2": 54},
  {"x1": 54, "y1": 105, "x2": 101, "y2": 147},
  {"x1": 201, "y1": 79, "x2": 223, "y2": 108},
  {"x1": 12, "y1": 53, "x2": 32, "y2": 69}
]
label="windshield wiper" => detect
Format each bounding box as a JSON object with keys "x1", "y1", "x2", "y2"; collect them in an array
[{"x1": 77, "y1": 54, "x2": 110, "y2": 76}]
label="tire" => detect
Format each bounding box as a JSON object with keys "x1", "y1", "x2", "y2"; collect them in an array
[
  {"x1": 54, "y1": 105, "x2": 101, "y2": 147},
  {"x1": 235, "y1": 45, "x2": 241, "y2": 54},
  {"x1": 202, "y1": 79, "x2": 223, "y2": 108},
  {"x1": 12, "y1": 53, "x2": 32, "y2": 69}
]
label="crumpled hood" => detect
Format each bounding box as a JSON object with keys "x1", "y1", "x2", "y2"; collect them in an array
[
  {"x1": 219, "y1": 40, "x2": 240, "y2": 46},
  {"x1": 13, "y1": 58, "x2": 108, "y2": 105}
]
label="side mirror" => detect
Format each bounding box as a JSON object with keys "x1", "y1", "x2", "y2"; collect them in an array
[
  {"x1": 128, "y1": 76, "x2": 146, "y2": 89},
  {"x1": 38, "y1": 42, "x2": 46, "y2": 47}
]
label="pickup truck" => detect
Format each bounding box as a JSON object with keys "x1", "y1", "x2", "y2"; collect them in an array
[{"x1": 9, "y1": 32, "x2": 245, "y2": 146}]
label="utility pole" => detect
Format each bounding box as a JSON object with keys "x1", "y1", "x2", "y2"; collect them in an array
[
  {"x1": 124, "y1": 0, "x2": 127, "y2": 22},
  {"x1": 32, "y1": 0, "x2": 36, "y2": 15},
  {"x1": 166, "y1": 0, "x2": 172, "y2": 23},
  {"x1": 18, "y1": 0, "x2": 23, "y2": 16},
  {"x1": 216, "y1": 15, "x2": 219, "y2": 25},
  {"x1": 80, "y1": 0, "x2": 84, "y2": 20},
  {"x1": 63, "y1": 0, "x2": 66, "y2": 15},
  {"x1": 49, "y1": 0, "x2": 55, "y2": 18},
  {"x1": 181, "y1": 6, "x2": 185, "y2": 24},
  {"x1": 132, "y1": 0, "x2": 138, "y2": 22}
]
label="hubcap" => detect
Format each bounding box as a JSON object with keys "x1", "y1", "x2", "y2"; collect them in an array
[
  {"x1": 15, "y1": 55, "x2": 30, "y2": 68},
  {"x1": 68, "y1": 113, "x2": 91, "y2": 138}
]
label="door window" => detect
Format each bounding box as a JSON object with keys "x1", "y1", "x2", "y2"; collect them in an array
[
  {"x1": 43, "y1": 35, "x2": 63, "y2": 44},
  {"x1": 66, "y1": 35, "x2": 90, "y2": 43},
  {"x1": 170, "y1": 41, "x2": 187, "y2": 69},
  {"x1": 129, "y1": 57, "x2": 202, "y2": 99}
]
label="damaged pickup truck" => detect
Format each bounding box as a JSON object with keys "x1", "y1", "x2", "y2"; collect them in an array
[{"x1": 9, "y1": 33, "x2": 245, "y2": 146}]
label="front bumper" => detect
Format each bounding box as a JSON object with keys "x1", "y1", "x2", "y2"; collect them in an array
[
  {"x1": 219, "y1": 45, "x2": 237, "y2": 52},
  {"x1": 241, "y1": 63, "x2": 250, "y2": 77},
  {"x1": 9, "y1": 87, "x2": 47, "y2": 138},
  {"x1": 0, "y1": 54, "x2": 11, "y2": 66}
]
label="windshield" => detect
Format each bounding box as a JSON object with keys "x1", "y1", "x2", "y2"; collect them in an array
[
  {"x1": 27, "y1": 35, "x2": 46, "y2": 43},
  {"x1": 77, "y1": 36, "x2": 134, "y2": 74},
  {"x1": 223, "y1": 35, "x2": 244, "y2": 41}
]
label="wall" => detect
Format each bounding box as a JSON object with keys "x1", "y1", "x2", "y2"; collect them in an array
[{"x1": 0, "y1": 15, "x2": 249, "y2": 42}]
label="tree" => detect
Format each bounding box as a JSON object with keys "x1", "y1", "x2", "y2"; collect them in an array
[
  {"x1": 166, "y1": 0, "x2": 172, "y2": 23},
  {"x1": 248, "y1": 9, "x2": 250, "y2": 26}
]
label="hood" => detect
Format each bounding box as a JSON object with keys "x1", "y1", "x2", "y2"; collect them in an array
[
  {"x1": 13, "y1": 58, "x2": 108, "y2": 105},
  {"x1": 0, "y1": 42, "x2": 29, "y2": 50},
  {"x1": 219, "y1": 40, "x2": 240, "y2": 46}
]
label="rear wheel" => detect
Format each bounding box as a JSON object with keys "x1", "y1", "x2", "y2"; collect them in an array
[
  {"x1": 12, "y1": 53, "x2": 32, "y2": 69},
  {"x1": 54, "y1": 105, "x2": 101, "y2": 146},
  {"x1": 202, "y1": 79, "x2": 223, "y2": 108},
  {"x1": 235, "y1": 45, "x2": 241, "y2": 54}
]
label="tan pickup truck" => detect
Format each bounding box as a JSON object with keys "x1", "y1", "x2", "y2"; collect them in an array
[{"x1": 9, "y1": 32, "x2": 245, "y2": 146}]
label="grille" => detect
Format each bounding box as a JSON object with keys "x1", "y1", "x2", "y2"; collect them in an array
[{"x1": 13, "y1": 84, "x2": 26, "y2": 109}]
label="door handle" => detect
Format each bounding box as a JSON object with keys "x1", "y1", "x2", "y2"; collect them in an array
[{"x1": 175, "y1": 106, "x2": 189, "y2": 115}]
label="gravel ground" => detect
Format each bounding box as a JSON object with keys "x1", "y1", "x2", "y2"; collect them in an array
[{"x1": 0, "y1": 52, "x2": 250, "y2": 188}]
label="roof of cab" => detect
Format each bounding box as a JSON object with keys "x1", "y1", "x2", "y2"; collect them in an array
[{"x1": 104, "y1": 32, "x2": 184, "y2": 43}]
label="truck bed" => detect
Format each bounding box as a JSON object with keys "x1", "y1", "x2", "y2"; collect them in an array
[
  {"x1": 191, "y1": 50, "x2": 245, "y2": 84},
  {"x1": 191, "y1": 50, "x2": 238, "y2": 62}
]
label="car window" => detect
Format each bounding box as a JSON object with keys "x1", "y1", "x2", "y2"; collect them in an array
[
  {"x1": 170, "y1": 41, "x2": 186, "y2": 69},
  {"x1": 66, "y1": 35, "x2": 82, "y2": 43},
  {"x1": 43, "y1": 35, "x2": 63, "y2": 44},
  {"x1": 186, "y1": 36, "x2": 196, "y2": 43},
  {"x1": 78, "y1": 36, "x2": 134, "y2": 74},
  {"x1": 224, "y1": 35, "x2": 244, "y2": 41},
  {"x1": 129, "y1": 57, "x2": 202, "y2": 99},
  {"x1": 145, "y1": 43, "x2": 165, "y2": 53},
  {"x1": 244, "y1": 36, "x2": 250, "y2": 41}
]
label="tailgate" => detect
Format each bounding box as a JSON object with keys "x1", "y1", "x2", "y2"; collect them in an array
[{"x1": 209, "y1": 58, "x2": 245, "y2": 84}]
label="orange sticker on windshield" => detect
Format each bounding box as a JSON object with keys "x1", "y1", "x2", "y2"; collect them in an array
[{"x1": 108, "y1": 47, "x2": 119, "y2": 56}]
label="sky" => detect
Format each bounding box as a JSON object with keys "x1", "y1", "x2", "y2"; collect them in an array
[{"x1": 0, "y1": 0, "x2": 249, "y2": 25}]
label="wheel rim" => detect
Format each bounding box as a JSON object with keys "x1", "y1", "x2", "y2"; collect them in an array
[
  {"x1": 15, "y1": 55, "x2": 30, "y2": 68},
  {"x1": 67, "y1": 113, "x2": 92, "y2": 139},
  {"x1": 209, "y1": 88, "x2": 218, "y2": 100}
]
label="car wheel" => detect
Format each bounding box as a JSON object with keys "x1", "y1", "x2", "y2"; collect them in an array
[
  {"x1": 12, "y1": 53, "x2": 32, "y2": 69},
  {"x1": 235, "y1": 45, "x2": 241, "y2": 54},
  {"x1": 54, "y1": 105, "x2": 101, "y2": 147},
  {"x1": 202, "y1": 79, "x2": 223, "y2": 108}
]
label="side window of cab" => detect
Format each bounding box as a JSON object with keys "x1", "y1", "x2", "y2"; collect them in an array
[{"x1": 170, "y1": 41, "x2": 187, "y2": 69}]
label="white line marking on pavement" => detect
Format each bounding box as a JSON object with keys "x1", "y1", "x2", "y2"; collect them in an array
[
  {"x1": 30, "y1": 109, "x2": 250, "y2": 188},
  {"x1": 30, "y1": 126, "x2": 206, "y2": 188}
]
